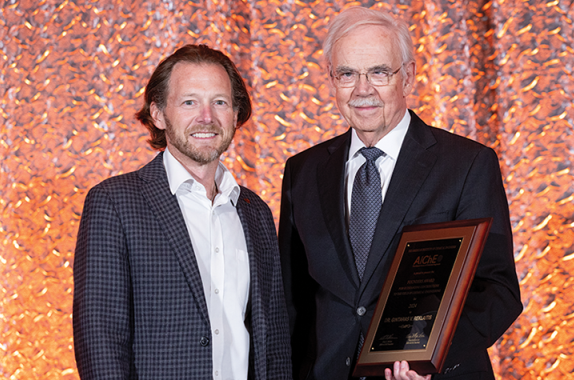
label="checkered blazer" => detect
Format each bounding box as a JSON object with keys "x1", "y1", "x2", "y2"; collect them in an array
[{"x1": 73, "y1": 152, "x2": 292, "y2": 380}]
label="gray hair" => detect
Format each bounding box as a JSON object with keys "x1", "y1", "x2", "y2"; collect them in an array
[{"x1": 322, "y1": 7, "x2": 415, "y2": 73}]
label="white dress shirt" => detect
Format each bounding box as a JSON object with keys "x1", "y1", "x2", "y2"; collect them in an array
[
  {"x1": 345, "y1": 109, "x2": 411, "y2": 225},
  {"x1": 164, "y1": 147, "x2": 250, "y2": 380}
]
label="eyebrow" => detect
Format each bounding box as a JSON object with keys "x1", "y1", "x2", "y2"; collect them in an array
[
  {"x1": 368, "y1": 64, "x2": 394, "y2": 72},
  {"x1": 179, "y1": 92, "x2": 232, "y2": 99},
  {"x1": 335, "y1": 64, "x2": 393, "y2": 73}
]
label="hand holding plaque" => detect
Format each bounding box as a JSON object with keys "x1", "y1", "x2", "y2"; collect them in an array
[{"x1": 353, "y1": 218, "x2": 492, "y2": 377}]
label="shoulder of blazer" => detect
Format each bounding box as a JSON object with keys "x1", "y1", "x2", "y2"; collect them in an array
[
  {"x1": 288, "y1": 128, "x2": 351, "y2": 161},
  {"x1": 237, "y1": 186, "x2": 273, "y2": 217},
  {"x1": 406, "y1": 110, "x2": 489, "y2": 156},
  {"x1": 136, "y1": 152, "x2": 167, "y2": 183},
  {"x1": 285, "y1": 128, "x2": 351, "y2": 180},
  {"x1": 89, "y1": 152, "x2": 165, "y2": 191}
]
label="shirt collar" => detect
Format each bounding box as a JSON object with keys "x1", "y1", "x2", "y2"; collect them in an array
[
  {"x1": 349, "y1": 109, "x2": 410, "y2": 162},
  {"x1": 163, "y1": 147, "x2": 241, "y2": 206}
]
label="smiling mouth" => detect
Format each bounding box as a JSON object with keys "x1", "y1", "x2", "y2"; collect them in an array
[{"x1": 191, "y1": 132, "x2": 217, "y2": 138}]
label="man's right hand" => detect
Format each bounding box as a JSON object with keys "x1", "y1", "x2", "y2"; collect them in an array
[{"x1": 384, "y1": 361, "x2": 432, "y2": 380}]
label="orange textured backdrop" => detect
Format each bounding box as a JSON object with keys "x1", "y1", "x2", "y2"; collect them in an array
[{"x1": 1, "y1": 0, "x2": 573, "y2": 379}]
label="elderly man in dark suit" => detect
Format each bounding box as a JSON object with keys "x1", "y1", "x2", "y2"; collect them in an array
[
  {"x1": 73, "y1": 44, "x2": 292, "y2": 380},
  {"x1": 279, "y1": 7, "x2": 522, "y2": 380}
]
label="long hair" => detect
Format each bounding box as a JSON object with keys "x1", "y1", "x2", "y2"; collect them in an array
[{"x1": 135, "y1": 44, "x2": 252, "y2": 150}]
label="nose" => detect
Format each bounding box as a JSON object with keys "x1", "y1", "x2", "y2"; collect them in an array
[
  {"x1": 197, "y1": 104, "x2": 213, "y2": 124},
  {"x1": 354, "y1": 74, "x2": 375, "y2": 95}
]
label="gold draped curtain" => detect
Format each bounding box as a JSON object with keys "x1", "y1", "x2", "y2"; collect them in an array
[{"x1": 1, "y1": 0, "x2": 573, "y2": 378}]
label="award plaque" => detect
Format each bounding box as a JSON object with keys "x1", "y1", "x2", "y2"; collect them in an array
[{"x1": 353, "y1": 218, "x2": 492, "y2": 377}]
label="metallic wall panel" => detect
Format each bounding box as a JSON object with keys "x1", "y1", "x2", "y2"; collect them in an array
[{"x1": 1, "y1": 0, "x2": 573, "y2": 378}]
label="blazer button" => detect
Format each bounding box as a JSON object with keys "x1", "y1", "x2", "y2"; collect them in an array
[
  {"x1": 200, "y1": 336, "x2": 210, "y2": 346},
  {"x1": 346, "y1": 357, "x2": 351, "y2": 366},
  {"x1": 357, "y1": 306, "x2": 366, "y2": 316}
]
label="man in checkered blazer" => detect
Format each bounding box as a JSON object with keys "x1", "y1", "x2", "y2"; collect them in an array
[{"x1": 73, "y1": 44, "x2": 292, "y2": 380}]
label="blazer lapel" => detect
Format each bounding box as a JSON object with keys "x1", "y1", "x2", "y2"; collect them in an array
[
  {"x1": 361, "y1": 112, "x2": 438, "y2": 286},
  {"x1": 236, "y1": 190, "x2": 267, "y2": 380},
  {"x1": 235, "y1": 190, "x2": 262, "y2": 321},
  {"x1": 138, "y1": 153, "x2": 210, "y2": 325},
  {"x1": 316, "y1": 130, "x2": 360, "y2": 288}
]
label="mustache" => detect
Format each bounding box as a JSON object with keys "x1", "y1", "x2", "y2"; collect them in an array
[
  {"x1": 348, "y1": 98, "x2": 384, "y2": 107},
  {"x1": 186, "y1": 124, "x2": 222, "y2": 134}
]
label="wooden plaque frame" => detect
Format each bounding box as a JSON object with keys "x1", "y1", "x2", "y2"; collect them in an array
[{"x1": 353, "y1": 218, "x2": 492, "y2": 377}]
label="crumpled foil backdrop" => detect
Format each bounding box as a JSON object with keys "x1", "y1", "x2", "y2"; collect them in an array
[{"x1": 1, "y1": 0, "x2": 573, "y2": 379}]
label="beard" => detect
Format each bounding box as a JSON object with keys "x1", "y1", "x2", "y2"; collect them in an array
[{"x1": 164, "y1": 115, "x2": 235, "y2": 165}]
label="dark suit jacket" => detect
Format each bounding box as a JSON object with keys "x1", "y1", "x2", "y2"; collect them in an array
[
  {"x1": 73, "y1": 152, "x2": 292, "y2": 380},
  {"x1": 279, "y1": 111, "x2": 522, "y2": 380}
]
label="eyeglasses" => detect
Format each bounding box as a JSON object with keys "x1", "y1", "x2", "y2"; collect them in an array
[{"x1": 331, "y1": 65, "x2": 403, "y2": 88}]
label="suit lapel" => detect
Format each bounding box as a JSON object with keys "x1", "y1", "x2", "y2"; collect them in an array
[
  {"x1": 361, "y1": 113, "x2": 438, "y2": 286},
  {"x1": 138, "y1": 153, "x2": 210, "y2": 325},
  {"x1": 317, "y1": 130, "x2": 360, "y2": 288},
  {"x1": 236, "y1": 189, "x2": 267, "y2": 380},
  {"x1": 235, "y1": 190, "x2": 262, "y2": 319}
]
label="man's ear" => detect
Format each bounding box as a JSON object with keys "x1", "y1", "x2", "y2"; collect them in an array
[
  {"x1": 150, "y1": 102, "x2": 166, "y2": 130},
  {"x1": 327, "y1": 65, "x2": 337, "y2": 96},
  {"x1": 402, "y1": 61, "x2": 416, "y2": 97}
]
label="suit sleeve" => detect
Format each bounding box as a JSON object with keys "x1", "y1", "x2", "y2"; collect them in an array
[
  {"x1": 73, "y1": 185, "x2": 133, "y2": 379},
  {"x1": 278, "y1": 158, "x2": 300, "y2": 332},
  {"x1": 278, "y1": 158, "x2": 317, "y2": 377},
  {"x1": 448, "y1": 147, "x2": 522, "y2": 359}
]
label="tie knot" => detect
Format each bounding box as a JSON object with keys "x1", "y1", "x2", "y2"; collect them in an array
[{"x1": 359, "y1": 147, "x2": 384, "y2": 162}]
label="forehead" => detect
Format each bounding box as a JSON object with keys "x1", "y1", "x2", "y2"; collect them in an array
[
  {"x1": 332, "y1": 24, "x2": 401, "y2": 70},
  {"x1": 167, "y1": 62, "x2": 232, "y2": 97}
]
